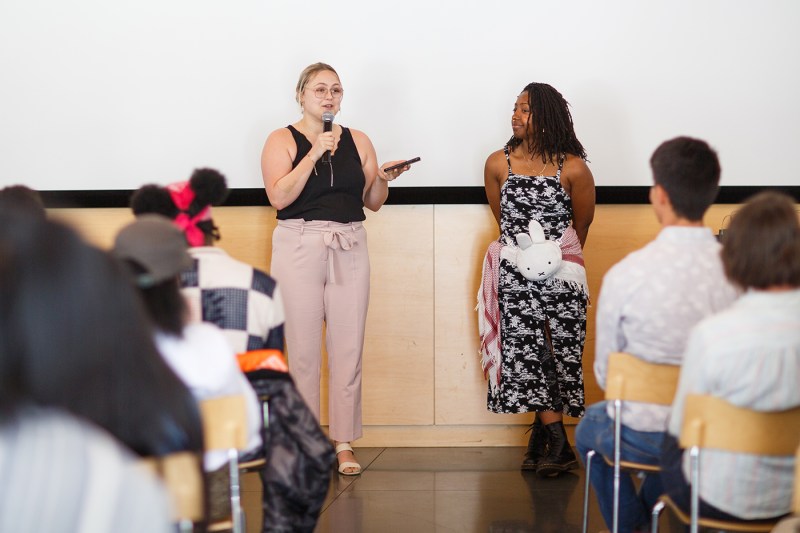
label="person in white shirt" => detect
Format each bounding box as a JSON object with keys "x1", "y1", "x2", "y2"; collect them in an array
[
  {"x1": 575, "y1": 137, "x2": 739, "y2": 533},
  {"x1": 662, "y1": 190, "x2": 800, "y2": 523},
  {"x1": 0, "y1": 406, "x2": 174, "y2": 533},
  {"x1": 129, "y1": 169, "x2": 286, "y2": 359},
  {"x1": 113, "y1": 215, "x2": 263, "y2": 472}
]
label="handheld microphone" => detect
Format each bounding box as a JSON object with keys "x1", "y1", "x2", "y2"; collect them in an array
[{"x1": 322, "y1": 112, "x2": 334, "y2": 163}]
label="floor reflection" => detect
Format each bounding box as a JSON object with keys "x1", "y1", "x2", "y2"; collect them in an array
[{"x1": 304, "y1": 447, "x2": 601, "y2": 533}]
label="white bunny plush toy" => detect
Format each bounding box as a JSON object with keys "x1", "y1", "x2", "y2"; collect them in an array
[{"x1": 514, "y1": 219, "x2": 563, "y2": 281}]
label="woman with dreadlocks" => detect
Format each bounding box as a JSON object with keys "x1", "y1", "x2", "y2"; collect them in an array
[{"x1": 481, "y1": 82, "x2": 595, "y2": 476}]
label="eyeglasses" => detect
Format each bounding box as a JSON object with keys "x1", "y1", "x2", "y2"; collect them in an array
[{"x1": 309, "y1": 86, "x2": 343, "y2": 99}]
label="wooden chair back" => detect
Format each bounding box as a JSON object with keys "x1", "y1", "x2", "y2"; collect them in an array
[
  {"x1": 200, "y1": 395, "x2": 249, "y2": 452},
  {"x1": 199, "y1": 395, "x2": 249, "y2": 533},
  {"x1": 794, "y1": 445, "x2": 800, "y2": 515},
  {"x1": 605, "y1": 351, "x2": 681, "y2": 405},
  {"x1": 680, "y1": 395, "x2": 800, "y2": 455},
  {"x1": 138, "y1": 452, "x2": 204, "y2": 526},
  {"x1": 583, "y1": 352, "x2": 682, "y2": 533},
  {"x1": 160, "y1": 452, "x2": 205, "y2": 523}
]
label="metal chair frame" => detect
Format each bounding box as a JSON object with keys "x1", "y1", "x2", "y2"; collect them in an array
[
  {"x1": 582, "y1": 352, "x2": 680, "y2": 533},
  {"x1": 201, "y1": 395, "x2": 251, "y2": 533},
  {"x1": 650, "y1": 394, "x2": 800, "y2": 533}
]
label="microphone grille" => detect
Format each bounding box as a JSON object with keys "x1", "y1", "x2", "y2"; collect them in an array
[{"x1": 322, "y1": 112, "x2": 335, "y2": 123}]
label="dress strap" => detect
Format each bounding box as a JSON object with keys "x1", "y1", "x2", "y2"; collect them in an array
[
  {"x1": 503, "y1": 145, "x2": 512, "y2": 173},
  {"x1": 555, "y1": 154, "x2": 566, "y2": 179}
]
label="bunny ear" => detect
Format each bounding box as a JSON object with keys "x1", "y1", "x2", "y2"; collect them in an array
[
  {"x1": 516, "y1": 232, "x2": 533, "y2": 250},
  {"x1": 527, "y1": 219, "x2": 546, "y2": 243}
]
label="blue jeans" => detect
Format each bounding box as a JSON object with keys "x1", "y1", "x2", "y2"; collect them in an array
[{"x1": 575, "y1": 402, "x2": 665, "y2": 533}]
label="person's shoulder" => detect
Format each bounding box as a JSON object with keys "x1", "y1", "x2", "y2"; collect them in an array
[
  {"x1": 485, "y1": 149, "x2": 507, "y2": 176},
  {"x1": 602, "y1": 245, "x2": 652, "y2": 286},
  {"x1": 347, "y1": 127, "x2": 373, "y2": 146},
  {"x1": 486, "y1": 148, "x2": 506, "y2": 164},
  {"x1": 183, "y1": 322, "x2": 232, "y2": 349},
  {"x1": 192, "y1": 247, "x2": 254, "y2": 274},
  {"x1": 189, "y1": 246, "x2": 225, "y2": 258},
  {"x1": 562, "y1": 153, "x2": 586, "y2": 165},
  {"x1": 250, "y1": 267, "x2": 278, "y2": 295},
  {"x1": 191, "y1": 246, "x2": 237, "y2": 264},
  {"x1": 687, "y1": 305, "x2": 739, "y2": 348},
  {"x1": 266, "y1": 126, "x2": 295, "y2": 145},
  {"x1": 561, "y1": 153, "x2": 592, "y2": 176}
]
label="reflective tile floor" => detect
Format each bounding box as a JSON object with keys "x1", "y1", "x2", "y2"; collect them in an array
[{"x1": 240, "y1": 446, "x2": 629, "y2": 533}]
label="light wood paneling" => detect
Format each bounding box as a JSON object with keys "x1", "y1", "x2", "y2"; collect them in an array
[
  {"x1": 49, "y1": 207, "x2": 134, "y2": 248},
  {"x1": 351, "y1": 206, "x2": 434, "y2": 426},
  {"x1": 44, "y1": 202, "x2": 746, "y2": 446},
  {"x1": 434, "y1": 205, "x2": 528, "y2": 426}
]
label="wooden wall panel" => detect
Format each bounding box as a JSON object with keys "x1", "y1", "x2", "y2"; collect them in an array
[
  {"x1": 45, "y1": 202, "x2": 746, "y2": 446},
  {"x1": 433, "y1": 205, "x2": 528, "y2": 427},
  {"x1": 355, "y1": 206, "x2": 435, "y2": 426}
]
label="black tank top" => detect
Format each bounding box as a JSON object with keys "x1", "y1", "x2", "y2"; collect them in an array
[{"x1": 277, "y1": 125, "x2": 366, "y2": 222}]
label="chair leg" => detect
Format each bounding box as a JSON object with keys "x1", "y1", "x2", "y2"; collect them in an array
[
  {"x1": 582, "y1": 449, "x2": 596, "y2": 533},
  {"x1": 612, "y1": 399, "x2": 622, "y2": 533},
  {"x1": 689, "y1": 447, "x2": 700, "y2": 533},
  {"x1": 650, "y1": 499, "x2": 665, "y2": 533},
  {"x1": 229, "y1": 449, "x2": 244, "y2": 533},
  {"x1": 177, "y1": 519, "x2": 194, "y2": 533}
]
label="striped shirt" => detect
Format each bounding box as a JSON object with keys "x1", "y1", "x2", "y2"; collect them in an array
[
  {"x1": 668, "y1": 288, "x2": 800, "y2": 518},
  {"x1": 594, "y1": 226, "x2": 739, "y2": 431},
  {"x1": 0, "y1": 407, "x2": 172, "y2": 533}
]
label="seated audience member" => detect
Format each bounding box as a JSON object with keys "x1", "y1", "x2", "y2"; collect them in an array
[
  {"x1": 129, "y1": 172, "x2": 333, "y2": 532},
  {"x1": 113, "y1": 214, "x2": 263, "y2": 471},
  {"x1": 662, "y1": 190, "x2": 800, "y2": 524},
  {"x1": 575, "y1": 137, "x2": 739, "y2": 532},
  {"x1": 0, "y1": 211, "x2": 204, "y2": 530},
  {"x1": 0, "y1": 211, "x2": 203, "y2": 458},
  {"x1": 129, "y1": 168, "x2": 285, "y2": 361},
  {"x1": 0, "y1": 184, "x2": 46, "y2": 218},
  {"x1": 0, "y1": 407, "x2": 173, "y2": 533}
]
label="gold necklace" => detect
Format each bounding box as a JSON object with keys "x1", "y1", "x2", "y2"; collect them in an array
[{"x1": 524, "y1": 156, "x2": 547, "y2": 177}]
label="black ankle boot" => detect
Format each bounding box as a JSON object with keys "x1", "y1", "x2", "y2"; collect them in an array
[
  {"x1": 521, "y1": 418, "x2": 547, "y2": 470},
  {"x1": 535, "y1": 421, "x2": 578, "y2": 477}
]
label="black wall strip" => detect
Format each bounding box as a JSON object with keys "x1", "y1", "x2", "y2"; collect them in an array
[{"x1": 39, "y1": 186, "x2": 799, "y2": 209}]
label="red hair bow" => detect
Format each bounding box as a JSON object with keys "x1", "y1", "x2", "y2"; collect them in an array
[{"x1": 167, "y1": 181, "x2": 211, "y2": 247}]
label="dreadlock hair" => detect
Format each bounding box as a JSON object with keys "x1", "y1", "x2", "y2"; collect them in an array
[{"x1": 507, "y1": 82, "x2": 587, "y2": 164}]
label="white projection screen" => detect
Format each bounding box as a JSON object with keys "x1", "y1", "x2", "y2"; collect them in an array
[{"x1": 1, "y1": 0, "x2": 799, "y2": 193}]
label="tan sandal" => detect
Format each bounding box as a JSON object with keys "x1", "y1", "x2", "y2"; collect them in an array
[{"x1": 335, "y1": 442, "x2": 362, "y2": 476}]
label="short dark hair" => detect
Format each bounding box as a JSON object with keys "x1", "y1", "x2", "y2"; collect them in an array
[
  {"x1": 721, "y1": 191, "x2": 800, "y2": 290},
  {"x1": 649, "y1": 137, "x2": 721, "y2": 221},
  {"x1": 0, "y1": 185, "x2": 45, "y2": 219}
]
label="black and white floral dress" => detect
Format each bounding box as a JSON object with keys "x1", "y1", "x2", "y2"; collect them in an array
[{"x1": 487, "y1": 146, "x2": 587, "y2": 417}]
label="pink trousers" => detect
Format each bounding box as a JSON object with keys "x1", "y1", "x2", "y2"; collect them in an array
[{"x1": 270, "y1": 219, "x2": 369, "y2": 442}]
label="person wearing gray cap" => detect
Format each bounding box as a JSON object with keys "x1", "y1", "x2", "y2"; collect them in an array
[
  {"x1": 114, "y1": 215, "x2": 263, "y2": 475},
  {"x1": 130, "y1": 168, "x2": 286, "y2": 362}
]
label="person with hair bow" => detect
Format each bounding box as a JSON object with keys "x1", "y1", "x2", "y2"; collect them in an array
[{"x1": 130, "y1": 168, "x2": 285, "y2": 360}]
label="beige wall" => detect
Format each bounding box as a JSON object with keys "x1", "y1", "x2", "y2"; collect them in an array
[{"x1": 49, "y1": 203, "x2": 740, "y2": 447}]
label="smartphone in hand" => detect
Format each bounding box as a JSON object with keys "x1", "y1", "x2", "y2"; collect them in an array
[{"x1": 383, "y1": 157, "x2": 421, "y2": 173}]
